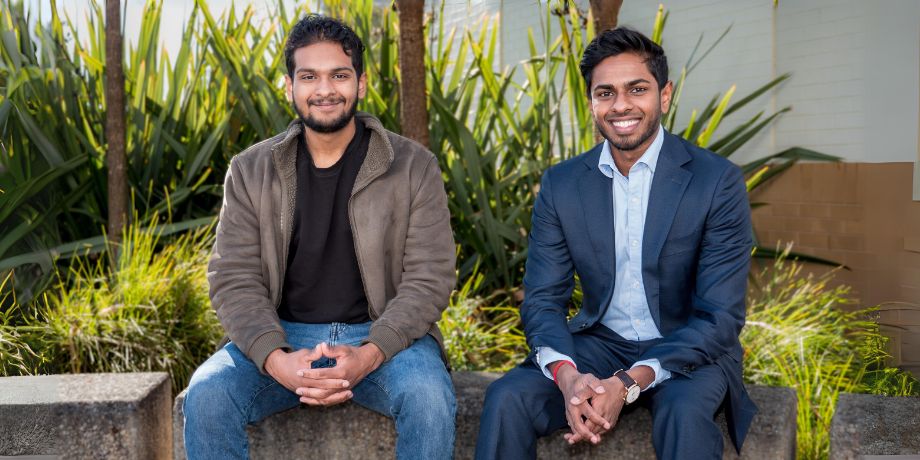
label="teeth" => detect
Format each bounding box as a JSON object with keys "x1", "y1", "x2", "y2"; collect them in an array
[{"x1": 612, "y1": 119, "x2": 639, "y2": 128}]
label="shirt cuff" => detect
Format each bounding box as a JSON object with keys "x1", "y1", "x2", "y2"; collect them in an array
[
  {"x1": 535, "y1": 347, "x2": 577, "y2": 380},
  {"x1": 631, "y1": 358, "x2": 671, "y2": 391}
]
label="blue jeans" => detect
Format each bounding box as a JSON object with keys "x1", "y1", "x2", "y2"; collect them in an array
[{"x1": 184, "y1": 321, "x2": 456, "y2": 460}]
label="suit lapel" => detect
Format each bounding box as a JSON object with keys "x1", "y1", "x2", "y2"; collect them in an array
[
  {"x1": 643, "y1": 133, "x2": 692, "y2": 321},
  {"x1": 578, "y1": 145, "x2": 614, "y2": 279}
]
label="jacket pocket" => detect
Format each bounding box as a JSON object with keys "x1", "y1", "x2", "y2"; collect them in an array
[{"x1": 659, "y1": 231, "x2": 700, "y2": 258}]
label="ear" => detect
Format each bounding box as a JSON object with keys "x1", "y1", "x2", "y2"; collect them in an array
[
  {"x1": 357, "y1": 72, "x2": 367, "y2": 100},
  {"x1": 284, "y1": 74, "x2": 293, "y2": 102},
  {"x1": 660, "y1": 80, "x2": 674, "y2": 114}
]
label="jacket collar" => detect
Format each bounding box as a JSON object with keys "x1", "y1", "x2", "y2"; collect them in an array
[{"x1": 269, "y1": 111, "x2": 395, "y2": 193}]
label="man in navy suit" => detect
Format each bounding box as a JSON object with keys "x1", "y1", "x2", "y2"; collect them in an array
[{"x1": 475, "y1": 28, "x2": 758, "y2": 460}]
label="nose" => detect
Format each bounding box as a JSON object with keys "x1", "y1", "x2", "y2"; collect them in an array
[
  {"x1": 314, "y1": 76, "x2": 335, "y2": 97},
  {"x1": 611, "y1": 92, "x2": 631, "y2": 114}
]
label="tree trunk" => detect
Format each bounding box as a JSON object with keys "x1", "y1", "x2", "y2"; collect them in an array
[
  {"x1": 105, "y1": 0, "x2": 127, "y2": 246},
  {"x1": 396, "y1": 0, "x2": 429, "y2": 148},
  {"x1": 589, "y1": 1, "x2": 623, "y2": 143},
  {"x1": 589, "y1": 0, "x2": 623, "y2": 34}
]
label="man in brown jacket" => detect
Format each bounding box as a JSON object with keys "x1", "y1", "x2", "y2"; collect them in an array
[{"x1": 183, "y1": 15, "x2": 457, "y2": 460}]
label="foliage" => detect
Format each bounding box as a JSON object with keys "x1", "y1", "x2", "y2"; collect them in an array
[
  {"x1": 0, "y1": 275, "x2": 41, "y2": 375},
  {"x1": 0, "y1": 220, "x2": 223, "y2": 394},
  {"x1": 440, "y1": 266, "x2": 527, "y2": 372},
  {"x1": 0, "y1": 0, "x2": 295, "y2": 299},
  {"x1": 742, "y1": 247, "x2": 918, "y2": 459},
  {"x1": 2, "y1": 0, "x2": 840, "y2": 301}
]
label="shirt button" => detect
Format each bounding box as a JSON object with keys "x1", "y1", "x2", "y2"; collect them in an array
[
  {"x1": 633, "y1": 282, "x2": 640, "y2": 288},
  {"x1": 631, "y1": 197, "x2": 638, "y2": 204},
  {"x1": 631, "y1": 240, "x2": 638, "y2": 247}
]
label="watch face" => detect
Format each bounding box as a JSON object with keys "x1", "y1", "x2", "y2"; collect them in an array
[{"x1": 625, "y1": 385, "x2": 640, "y2": 404}]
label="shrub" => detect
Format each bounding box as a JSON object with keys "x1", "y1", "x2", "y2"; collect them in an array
[
  {"x1": 742, "y1": 247, "x2": 918, "y2": 459},
  {"x1": 0, "y1": 277, "x2": 41, "y2": 375},
  {"x1": 1, "y1": 220, "x2": 222, "y2": 394},
  {"x1": 440, "y1": 270, "x2": 527, "y2": 372}
]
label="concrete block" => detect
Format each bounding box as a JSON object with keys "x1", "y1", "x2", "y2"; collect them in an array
[
  {"x1": 830, "y1": 393, "x2": 920, "y2": 459},
  {"x1": 0, "y1": 372, "x2": 172, "y2": 460},
  {"x1": 174, "y1": 371, "x2": 796, "y2": 459},
  {"x1": 174, "y1": 390, "x2": 399, "y2": 460}
]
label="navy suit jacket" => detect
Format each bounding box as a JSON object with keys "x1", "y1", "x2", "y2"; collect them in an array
[{"x1": 520, "y1": 131, "x2": 758, "y2": 450}]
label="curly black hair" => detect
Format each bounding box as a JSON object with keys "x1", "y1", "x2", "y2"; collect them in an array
[{"x1": 284, "y1": 14, "x2": 365, "y2": 77}]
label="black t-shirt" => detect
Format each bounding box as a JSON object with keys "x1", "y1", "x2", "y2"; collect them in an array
[{"x1": 278, "y1": 121, "x2": 371, "y2": 324}]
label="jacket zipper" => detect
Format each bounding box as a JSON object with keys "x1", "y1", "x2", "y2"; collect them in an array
[
  {"x1": 273, "y1": 149, "x2": 295, "y2": 310},
  {"x1": 347, "y1": 123, "x2": 390, "y2": 322},
  {"x1": 348, "y1": 187, "x2": 378, "y2": 321}
]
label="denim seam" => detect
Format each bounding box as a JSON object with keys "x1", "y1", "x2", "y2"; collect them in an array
[
  {"x1": 244, "y1": 379, "x2": 285, "y2": 424},
  {"x1": 330, "y1": 322, "x2": 344, "y2": 346},
  {"x1": 362, "y1": 372, "x2": 394, "y2": 416}
]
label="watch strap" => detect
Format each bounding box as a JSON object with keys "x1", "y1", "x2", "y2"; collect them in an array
[
  {"x1": 613, "y1": 369, "x2": 637, "y2": 388},
  {"x1": 613, "y1": 369, "x2": 640, "y2": 403}
]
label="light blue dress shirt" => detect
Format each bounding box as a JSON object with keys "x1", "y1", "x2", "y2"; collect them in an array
[{"x1": 536, "y1": 125, "x2": 672, "y2": 389}]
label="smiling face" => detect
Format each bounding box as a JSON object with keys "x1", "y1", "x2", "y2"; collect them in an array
[
  {"x1": 285, "y1": 41, "x2": 366, "y2": 134},
  {"x1": 590, "y1": 52, "x2": 672, "y2": 156}
]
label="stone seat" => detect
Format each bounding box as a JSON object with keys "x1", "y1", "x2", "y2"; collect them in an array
[
  {"x1": 830, "y1": 392, "x2": 920, "y2": 459},
  {"x1": 172, "y1": 371, "x2": 796, "y2": 459},
  {"x1": 0, "y1": 372, "x2": 172, "y2": 459}
]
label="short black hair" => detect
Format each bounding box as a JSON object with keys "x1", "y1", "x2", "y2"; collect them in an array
[
  {"x1": 579, "y1": 28, "x2": 668, "y2": 95},
  {"x1": 284, "y1": 14, "x2": 365, "y2": 77}
]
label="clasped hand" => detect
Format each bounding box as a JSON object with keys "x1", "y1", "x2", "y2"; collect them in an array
[
  {"x1": 264, "y1": 342, "x2": 384, "y2": 406},
  {"x1": 555, "y1": 365, "x2": 626, "y2": 445}
]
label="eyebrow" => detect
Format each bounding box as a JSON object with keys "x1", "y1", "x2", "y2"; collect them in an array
[
  {"x1": 592, "y1": 78, "x2": 652, "y2": 91},
  {"x1": 295, "y1": 66, "x2": 354, "y2": 74},
  {"x1": 626, "y1": 78, "x2": 652, "y2": 86}
]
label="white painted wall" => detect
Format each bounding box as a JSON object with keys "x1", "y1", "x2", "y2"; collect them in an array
[
  {"x1": 618, "y1": 0, "x2": 920, "y2": 165},
  {"x1": 434, "y1": 0, "x2": 920, "y2": 165},
  {"x1": 617, "y1": 1, "x2": 775, "y2": 164}
]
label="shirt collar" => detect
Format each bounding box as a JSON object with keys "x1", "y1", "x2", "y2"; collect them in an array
[{"x1": 598, "y1": 124, "x2": 665, "y2": 178}]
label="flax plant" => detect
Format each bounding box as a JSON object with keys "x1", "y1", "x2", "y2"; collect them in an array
[{"x1": 0, "y1": 0, "x2": 293, "y2": 292}]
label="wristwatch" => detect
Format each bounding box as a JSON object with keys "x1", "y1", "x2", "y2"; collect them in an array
[{"x1": 613, "y1": 369, "x2": 640, "y2": 404}]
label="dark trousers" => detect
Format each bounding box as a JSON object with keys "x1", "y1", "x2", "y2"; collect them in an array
[{"x1": 474, "y1": 325, "x2": 729, "y2": 460}]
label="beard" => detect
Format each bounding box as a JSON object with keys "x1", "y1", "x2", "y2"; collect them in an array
[
  {"x1": 597, "y1": 110, "x2": 662, "y2": 153},
  {"x1": 293, "y1": 95, "x2": 358, "y2": 134}
]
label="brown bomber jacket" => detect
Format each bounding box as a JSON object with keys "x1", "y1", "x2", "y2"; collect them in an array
[{"x1": 207, "y1": 112, "x2": 456, "y2": 372}]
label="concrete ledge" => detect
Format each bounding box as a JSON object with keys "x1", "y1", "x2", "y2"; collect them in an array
[
  {"x1": 830, "y1": 393, "x2": 920, "y2": 459},
  {"x1": 174, "y1": 371, "x2": 795, "y2": 459},
  {"x1": 0, "y1": 372, "x2": 172, "y2": 459}
]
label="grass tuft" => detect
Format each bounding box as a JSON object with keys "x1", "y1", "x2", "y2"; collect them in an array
[
  {"x1": 440, "y1": 268, "x2": 527, "y2": 372},
  {"x1": 0, "y1": 219, "x2": 222, "y2": 394},
  {"x1": 742, "y1": 246, "x2": 917, "y2": 459}
]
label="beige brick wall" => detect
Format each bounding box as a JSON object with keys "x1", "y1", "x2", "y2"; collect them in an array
[{"x1": 751, "y1": 162, "x2": 920, "y2": 375}]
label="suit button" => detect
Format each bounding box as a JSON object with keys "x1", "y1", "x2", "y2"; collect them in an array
[{"x1": 580, "y1": 323, "x2": 588, "y2": 329}]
